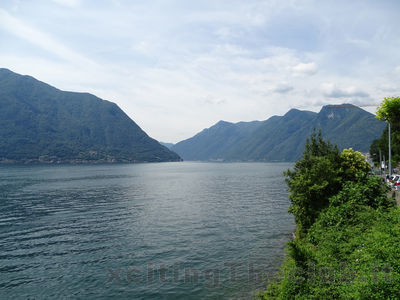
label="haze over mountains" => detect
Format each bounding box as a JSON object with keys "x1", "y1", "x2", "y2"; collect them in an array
[
  {"x1": 172, "y1": 104, "x2": 386, "y2": 162},
  {"x1": 0, "y1": 68, "x2": 181, "y2": 163}
]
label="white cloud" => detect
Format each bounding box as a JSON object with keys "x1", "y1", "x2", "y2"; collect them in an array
[
  {"x1": 346, "y1": 38, "x2": 370, "y2": 48},
  {"x1": 0, "y1": 9, "x2": 93, "y2": 66},
  {"x1": 51, "y1": 0, "x2": 81, "y2": 7},
  {"x1": 379, "y1": 84, "x2": 399, "y2": 93},
  {"x1": 292, "y1": 62, "x2": 318, "y2": 76},
  {"x1": 1, "y1": 1, "x2": 400, "y2": 142},
  {"x1": 321, "y1": 83, "x2": 369, "y2": 98},
  {"x1": 131, "y1": 41, "x2": 151, "y2": 54}
]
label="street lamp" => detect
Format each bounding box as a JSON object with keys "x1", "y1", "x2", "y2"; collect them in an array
[{"x1": 388, "y1": 122, "x2": 392, "y2": 176}]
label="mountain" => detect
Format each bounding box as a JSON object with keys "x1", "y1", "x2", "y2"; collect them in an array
[
  {"x1": 0, "y1": 68, "x2": 181, "y2": 163},
  {"x1": 159, "y1": 142, "x2": 174, "y2": 150},
  {"x1": 172, "y1": 104, "x2": 386, "y2": 162},
  {"x1": 171, "y1": 120, "x2": 262, "y2": 161}
]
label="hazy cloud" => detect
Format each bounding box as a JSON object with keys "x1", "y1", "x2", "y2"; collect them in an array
[
  {"x1": 321, "y1": 83, "x2": 369, "y2": 98},
  {"x1": 0, "y1": 9, "x2": 92, "y2": 66},
  {"x1": 273, "y1": 83, "x2": 294, "y2": 94}
]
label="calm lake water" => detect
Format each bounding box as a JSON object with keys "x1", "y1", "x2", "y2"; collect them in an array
[{"x1": 0, "y1": 162, "x2": 295, "y2": 299}]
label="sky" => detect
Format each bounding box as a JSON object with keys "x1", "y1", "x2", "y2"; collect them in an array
[{"x1": 1, "y1": 0, "x2": 400, "y2": 143}]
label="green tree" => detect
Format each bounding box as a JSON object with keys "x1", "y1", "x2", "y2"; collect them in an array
[
  {"x1": 339, "y1": 148, "x2": 371, "y2": 181},
  {"x1": 260, "y1": 145, "x2": 395, "y2": 300},
  {"x1": 285, "y1": 132, "x2": 375, "y2": 236},
  {"x1": 370, "y1": 125, "x2": 400, "y2": 166},
  {"x1": 376, "y1": 96, "x2": 400, "y2": 130},
  {"x1": 285, "y1": 130, "x2": 341, "y2": 236},
  {"x1": 372, "y1": 97, "x2": 400, "y2": 166}
]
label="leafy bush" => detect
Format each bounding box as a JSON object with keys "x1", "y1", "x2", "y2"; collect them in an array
[
  {"x1": 258, "y1": 132, "x2": 400, "y2": 299},
  {"x1": 339, "y1": 148, "x2": 371, "y2": 182},
  {"x1": 259, "y1": 191, "x2": 400, "y2": 299},
  {"x1": 285, "y1": 130, "x2": 341, "y2": 236},
  {"x1": 285, "y1": 132, "x2": 375, "y2": 236}
]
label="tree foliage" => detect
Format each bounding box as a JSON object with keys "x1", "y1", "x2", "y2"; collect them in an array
[
  {"x1": 259, "y1": 132, "x2": 398, "y2": 299},
  {"x1": 370, "y1": 125, "x2": 400, "y2": 167},
  {"x1": 339, "y1": 148, "x2": 371, "y2": 181},
  {"x1": 285, "y1": 131, "x2": 374, "y2": 236},
  {"x1": 285, "y1": 130, "x2": 341, "y2": 236},
  {"x1": 376, "y1": 96, "x2": 400, "y2": 130},
  {"x1": 370, "y1": 97, "x2": 400, "y2": 166}
]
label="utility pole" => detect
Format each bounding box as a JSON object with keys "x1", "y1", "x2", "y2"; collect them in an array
[
  {"x1": 384, "y1": 155, "x2": 386, "y2": 173},
  {"x1": 379, "y1": 149, "x2": 382, "y2": 176},
  {"x1": 388, "y1": 122, "x2": 392, "y2": 176}
]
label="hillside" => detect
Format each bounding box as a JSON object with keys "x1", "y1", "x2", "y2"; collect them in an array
[
  {"x1": 171, "y1": 120, "x2": 262, "y2": 161},
  {"x1": 0, "y1": 68, "x2": 181, "y2": 163},
  {"x1": 159, "y1": 142, "x2": 174, "y2": 150},
  {"x1": 172, "y1": 104, "x2": 385, "y2": 162}
]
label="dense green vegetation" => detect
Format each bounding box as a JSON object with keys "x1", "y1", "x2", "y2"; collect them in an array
[
  {"x1": 376, "y1": 97, "x2": 400, "y2": 129},
  {"x1": 370, "y1": 97, "x2": 400, "y2": 167},
  {"x1": 0, "y1": 68, "x2": 181, "y2": 163},
  {"x1": 173, "y1": 104, "x2": 385, "y2": 162},
  {"x1": 370, "y1": 126, "x2": 400, "y2": 167},
  {"x1": 258, "y1": 131, "x2": 400, "y2": 299}
]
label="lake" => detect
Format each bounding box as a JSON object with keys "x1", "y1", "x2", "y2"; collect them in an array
[{"x1": 0, "y1": 162, "x2": 295, "y2": 299}]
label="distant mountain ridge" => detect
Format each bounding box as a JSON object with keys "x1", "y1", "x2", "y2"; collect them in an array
[
  {"x1": 172, "y1": 104, "x2": 385, "y2": 162},
  {"x1": 0, "y1": 68, "x2": 181, "y2": 163},
  {"x1": 159, "y1": 142, "x2": 174, "y2": 150}
]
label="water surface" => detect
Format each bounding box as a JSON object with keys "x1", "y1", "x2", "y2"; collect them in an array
[{"x1": 0, "y1": 162, "x2": 295, "y2": 299}]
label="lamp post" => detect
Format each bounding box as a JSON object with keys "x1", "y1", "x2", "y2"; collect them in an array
[
  {"x1": 388, "y1": 122, "x2": 392, "y2": 176},
  {"x1": 384, "y1": 155, "x2": 386, "y2": 172}
]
